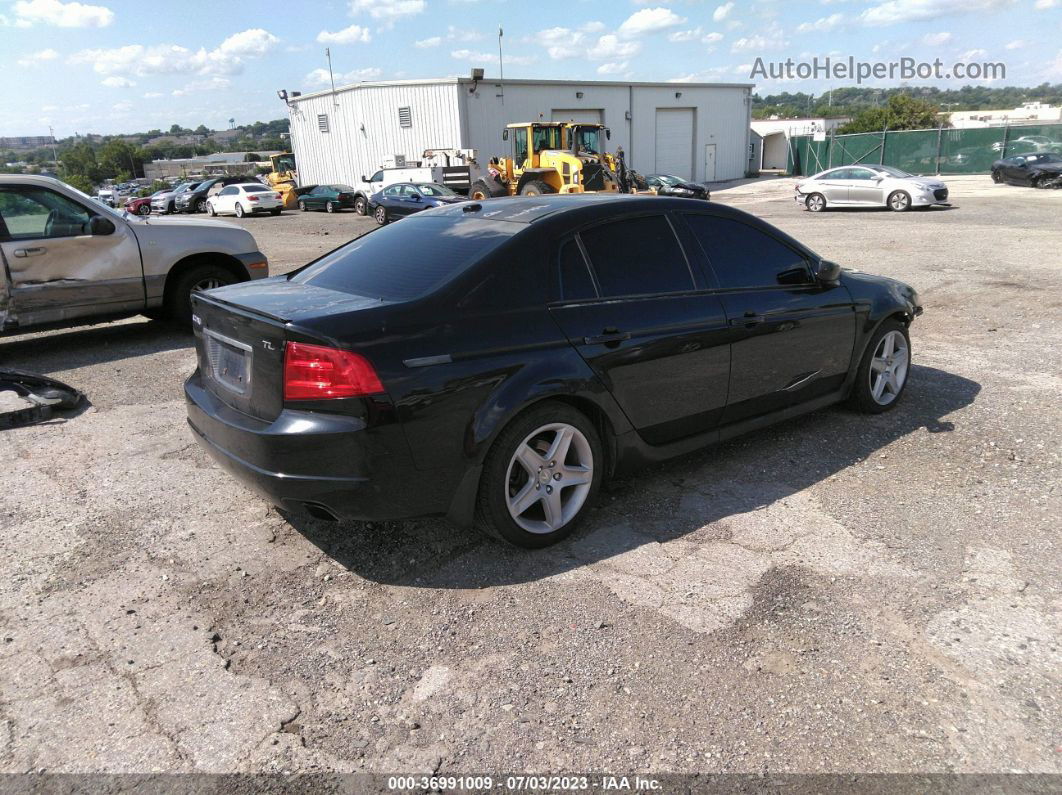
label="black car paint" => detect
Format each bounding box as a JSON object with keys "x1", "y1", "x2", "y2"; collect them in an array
[
  {"x1": 646, "y1": 175, "x2": 711, "y2": 200},
  {"x1": 991, "y1": 152, "x2": 1062, "y2": 186},
  {"x1": 185, "y1": 195, "x2": 920, "y2": 526}
]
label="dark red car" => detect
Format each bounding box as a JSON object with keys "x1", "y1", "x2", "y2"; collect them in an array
[{"x1": 124, "y1": 190, "x2": 165, "y2": 216}]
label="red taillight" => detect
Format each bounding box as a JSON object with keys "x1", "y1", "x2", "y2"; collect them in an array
[
  {"x1": 275, "y1": 193, "x2": 282, "y2": 200},
  {"x1": 283, "y1": 342, "x2": 384, "y2": 400},
  {"x1": 338, "y1": 193, "x2": 350, "y2": 200},
  {"x1": 248, "y1": 195, "x2": 259, "y2": 201}
]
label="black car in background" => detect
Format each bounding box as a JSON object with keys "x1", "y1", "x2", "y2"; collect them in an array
[
  {"x1": 991, "y1": 152, "x2": 1062, "y2": 187},
  {"x1": 367, "y1": 182, "x2": 464, "y2": 225},
  {"x1": 185, "y1": 195, "x2": 921, "y2": 548},
  {"x1": 646, "y1": 174, "x2": 711, "y2": 200},
  {"x1": 177, "y1": 176, "x2": 252, "y2": 213},
  {"x1": 297, "y1": 184, "x2": 358, "y2": 213}
]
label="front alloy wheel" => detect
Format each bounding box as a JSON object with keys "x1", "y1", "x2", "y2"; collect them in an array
[
  {"x1": 888, "y1": 190, "x2": 911, "y2": 212},
  {"x1": 849, "y1": 320, "x2": 911, "y2": 414}
]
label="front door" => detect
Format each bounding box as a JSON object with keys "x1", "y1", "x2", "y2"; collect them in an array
[
  {"x1": 0, "y1": 184, "x2": 144, "y2": 328},
  {"x1": 547, "y1": 214, "x2": 731, "y2": 445},
  {"x1": 704, "y1": 144, "x2": 717, "y2": 182},
  {"x1": 680, "y1": 212, "x2": 856, "y2": 425},
  {"x1": 847, "y1": 166, "x2": 886, "y2": 204}
]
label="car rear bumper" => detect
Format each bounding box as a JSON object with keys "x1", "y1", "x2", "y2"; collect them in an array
[{"x1": 184, "y1": 370, "x2": 449, "y2": 522}]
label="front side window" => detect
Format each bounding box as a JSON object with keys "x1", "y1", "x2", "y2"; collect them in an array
[
  {"x1": 0, "y1": 187, "x2": 94, "y2": 240},
  {"x1": 579, "y1": 215, "x2": 693, "y2": 298},
  {"x1": 369, "y1": 171, "x2": 383, "y2": 183},
  {"x1": 849, "y1": 169, "x2": 877, "y2": 181},
  {"x1": 684, "y1": 214, "x2": 811, "y2": 289}
]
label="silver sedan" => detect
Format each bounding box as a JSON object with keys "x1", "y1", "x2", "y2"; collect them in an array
[{"x1": 795, "y1": 165, "x2": 949, "y2": 212}]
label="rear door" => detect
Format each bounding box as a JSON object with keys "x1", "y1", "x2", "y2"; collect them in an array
[
  {"x1": 0, "y1": 183, "x2": 144, "y2": 327},
  {"x1": 548, "y1": 213, "x2": 731, "y2": 445},
  {"x1": 815, "y1": 169, "x2": 853, "y2": 203},
  {"x1": 682, "y1": 212, "x2": 856, "y2": 425}
]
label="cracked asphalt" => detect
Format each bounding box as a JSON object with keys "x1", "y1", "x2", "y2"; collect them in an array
[{"x1": 0, "y1": 176, "x2": 1059, "y2": 775}]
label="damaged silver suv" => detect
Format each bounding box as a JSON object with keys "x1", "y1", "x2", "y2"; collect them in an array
[{"x1": 0, "y1": 175, "x2": 269, "y2": 333}]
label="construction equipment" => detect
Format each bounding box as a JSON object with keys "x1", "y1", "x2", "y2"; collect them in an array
[
  {"x1": 264, "y1": 152, "x2": 300, "y2": 209},
  {"x1": 469, "y1": 122, "x2": 623, "y2": 199}
]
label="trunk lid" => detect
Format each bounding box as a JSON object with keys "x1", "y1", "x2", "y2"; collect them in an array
[{"x1": 191, "y1": 280, "x2": 389, "y2": 422}]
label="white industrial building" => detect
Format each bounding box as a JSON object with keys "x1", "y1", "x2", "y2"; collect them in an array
[
  {"x1": 750, "y1": 117, "x2": 849, "y2": 171},
  {"x1": 284, "y1": 76, "x2": 753, "y2": 187}
]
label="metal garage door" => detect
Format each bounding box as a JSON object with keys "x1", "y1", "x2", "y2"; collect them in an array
[
  {"x1": 552, "y1": 109, "x2": 604, "y2": 124},
  {"x1": 655, "y1": 108, "x2": 694, "y2": 179}
]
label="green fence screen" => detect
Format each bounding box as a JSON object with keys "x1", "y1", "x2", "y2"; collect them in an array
[{"x1": 785, "y1": 123, "x2": 1062, "y2": 176}]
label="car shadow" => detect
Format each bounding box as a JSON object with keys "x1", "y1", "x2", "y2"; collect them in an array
[
  {"x1": 0, "y1": 318, "x2": 192, "y2": 373},
  {"x1": 284, "y1": 364, "x2": 980, "y2": 589}
]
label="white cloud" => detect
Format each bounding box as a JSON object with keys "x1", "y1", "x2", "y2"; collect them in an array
[
  {"x1": 531, "y1": 26, "x2": 586, "y2": 59},
  {"x1": 317, "y1": 24, "x2": 371, "y2": 44},
  {"x1": 1034, "y1": 0, "x2": 1058, "y2": 8},
  {"x1": 860, "y1": 0, "x2": 1013, "y2": 26},
  {"x1": 668, "y1": 27, "x2": 702, "y2": 42},
  {"x1": 796, "y1": 13, "x2": 843, "y2": 33},
  {"x1": 921, "y1": 31, "x2": 952, "y2": 45},
  {"x1": 713, "y1": 2, "x2": 734, "y2": 22},
  {"x1": 596, "y1": 61, "x2": 629, "y2": 75},
  {"x1": 703, "y1": 32, "x2": 724, "y2": 44},
  {"x1": 618, "y1": 7, "x2": 685, "y2": 37},
  {"x1": 588, "y1": 34, "x2": 642, "y2": 60},
  {"x1": 143, "y1": 92, "x2": 163, "y2": 98},
  {"x1": 304, "y1": 66, "x2": 383, "y2": 87},
  {"x1": 349, "y1": 0, "x2": 424, "y2": 22},
  {"x1": 581, "y1": 21, "x2": 606, "y2": 33},
  {"x1": 112, "y1": 100, "x2": 132, "y2": 112},
  {"x1": 957, "y1": 48, "x2": 987, "y2": 61},
  {"x1": 171, "y1": 77, "x2": 231, "y2": 96},
  {"x1": 68, "y1": 28, "x2": 279, "y2": 78},
  {"x1": 450, "y1": 49, "x2": 534, "y2": 65},
  {"x1": 101, "y1": 76, "x2": 134, "y2": 87},
  {"x1": 731, "y1": 25, "x2": 787, "y2": 52},
  {"x1": 415, "y1": 35, "x2": 442, "y2": 47},
  {"x1": 12, "y1": 0, "x2": 113, "y2": 27},
  {"x1": 16, "y1": 47, "x2": 59, "y2": 66},
  {"x1": 1004, "y1": 39, "x2": 1025, "y2": 49}
]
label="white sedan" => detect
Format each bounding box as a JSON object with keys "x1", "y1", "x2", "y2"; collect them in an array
[
  {"x1": 794, "y1": 165, "x2": 949, "y2": 212},
  {"x1": 207, "y1": 183, "x2": 284, "y2": 217}
]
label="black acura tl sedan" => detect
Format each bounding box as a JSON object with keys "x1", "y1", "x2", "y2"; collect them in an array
[{"x1": 185, "y1": 195, "x2": 921, "y2": 548}]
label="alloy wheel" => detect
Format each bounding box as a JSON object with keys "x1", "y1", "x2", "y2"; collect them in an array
[
  {"x1": 192, "y1": 277, "x2": 224, "y2": 293},
  {"x1": 869, "y1": 330, "x2": 909, "y2": 406},
  {"x1": 806, "y1": 194, "x2": 825, "y2": 212},
  {"x1": 505, "y1": 423, "x2": 593, "y2": 534},
  {"x1": 889, "y1": 191, "x2": 910, "y2": 211}
]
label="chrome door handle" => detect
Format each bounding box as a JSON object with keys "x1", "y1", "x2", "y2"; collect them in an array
[{"x1": 14, "y1": 247, "x2": 47, "y2": 257}]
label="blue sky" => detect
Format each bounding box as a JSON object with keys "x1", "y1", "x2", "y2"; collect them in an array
[{"x1": 3, "y1": 0, "x2": 1061, "y2": 136}]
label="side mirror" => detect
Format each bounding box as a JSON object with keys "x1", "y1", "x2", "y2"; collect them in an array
[
  {"x1": 815, "y1": 259, "x2": 841, "y2": 285},
  {"x1": 411, "y1": 193, "x2": 421, "y2": 201},
  {"x1": 360, "y1": 175, "x2": 368, "y2": 182},
  {"x1": 605, "y1": 128, "x2": 611, "y2": 140},
  {"x1": 874, "y1": 175, "x2": 885, "y2": 182},
  {"x1": 90, "y1": 216, "x2": 116, "y2": 236},
  {"x1": 502, "y1": 129, "x2": 509, "y2": 141}
]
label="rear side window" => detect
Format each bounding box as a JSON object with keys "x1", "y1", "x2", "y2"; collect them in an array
[
  {"x1": 557, "y1": 240, "x2": 596, "y2": 301},
  {"x1": 684, "y1": 214, "x2": 811, "y2": 289},
  {"x1": 579, "y1": 215, "x2": 693, "y2": 298},
  {"x1": 291, "y1": 217, "x2": 517, "y2": 302}
]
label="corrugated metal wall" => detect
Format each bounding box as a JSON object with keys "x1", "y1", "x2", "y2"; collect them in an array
[{"x1": 287, "y1": 81, "x2": 463, "y2": 187}]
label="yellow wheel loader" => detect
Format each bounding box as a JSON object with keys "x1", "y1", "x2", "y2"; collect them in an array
[
  {"x1": 469, "y1": 122, "x2": 625, "y2": 200},
  {"x1": 264, "y1": 152, "x2": 301, "y2": 209}
]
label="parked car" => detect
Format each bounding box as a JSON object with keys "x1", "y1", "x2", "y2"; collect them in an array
[
  {"x1": 0, "y1": 175, "x2": 268, "y2": 332},
  {"x1": 206, "y1": 183, "x2": 284, "y2": 217},
  {"x1": 645, "y1": 174, "x2": 711, "y2": 200},
  {"x1": 152, "y1": 181, "x2": 199, "y2": 215},
  {"x1": 353, "y1": 157, "x2": 479, "y2": 214},
  {"x1": 795, "y1": 165, "x2": 949, "y2": 212},
  {"x1": 990, "y1": 152, "x2": 1062, "y2": 188},
  {"x1": 368, "y1": 182, "x2": 464, "y2": 225},
  {"x1": 96, "y1": 187, "x2": 117, "y2": 207},
  {"x1": 124, "y1": 190, "x2": 167, "y2": 216},
  {"x1": 176, "y1": 176, "x2": 250, "y2": 214},
  {"x1": 297, "y1": 184, "x2": 358, "y2": 213},
  {"x1": 185, "y1": 194, "x2": 921, "y2": 548}
]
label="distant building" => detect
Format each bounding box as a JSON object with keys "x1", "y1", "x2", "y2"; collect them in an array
[
  {"x1": 949, "y1": 102, "x2": 1062, "y2": 129},
  {"x1": 750, "y1": 117, "x2": 849, "y2": 171},
  {"x1": 143, "y1": 151, "x2": 282, "y2": 180},
  {"x1": 0, "y1": 135, "x2": 55, "y2": 150}
]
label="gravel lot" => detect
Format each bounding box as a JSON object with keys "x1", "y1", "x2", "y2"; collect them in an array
[{"x1": 1, "y1": 177, "x2": 1059, "y2": 776}]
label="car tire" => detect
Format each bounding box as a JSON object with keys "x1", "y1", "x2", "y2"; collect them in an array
[
  {"x1": 991, "y1": 170, "x2": 1002, "y2": 184},
  {"x1": 165, "y1": 262, "x2": 236, "y2": 326},
  {"x1": 326, "y1": 201, "x2": 335, "y2": 213},
  {"x1": 137, "y1": 204, "x2": 151, "y2": 216},
  {"x1": 519, "y1": 180, "x2": 554, "y2": 196},
  {"x1": 848, "y1": 319, "x2": 911, "y2": 414},
  {"x1": 354, "y1": 195, "x2": 367, "y2": 215},
  {"x1": 805, "y1": 193, "x2": 826, "y2": 212},
  {"x1": 196, "y1": 199, "x2": 207, "y2": 213},
  {"x1": 374, "y1": 206, "x2": 388, "y2": 225},
  {"x1": 235, "y1": 203, "x2": 245, "y2": 218},
  {"x1": 271, "y1": 208, "x2": 282, "y2": 216},
  {"x1": 206, "y1": 203, "x2": 216, "y2": 216},
  {"x1": 475, "y1": 401, "x2": 604, "y2": 548},
  {"x1": 887, "y1": 190, "x2": 911, "y2": 212}
]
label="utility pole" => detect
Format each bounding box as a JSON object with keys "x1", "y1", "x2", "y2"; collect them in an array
[
  {"x1": 48, "y1": 126, "x2": 59, "y2": 171},
  {"x1": 498, "y1": 26, "x2": 505, "y2": 104},
  {"x1": 326, "y1": 47, "x2": 339, "y2": 108}
]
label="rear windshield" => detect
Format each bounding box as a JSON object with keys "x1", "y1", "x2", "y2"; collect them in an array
[
  {"x1": 242, "y1": 184, "x2": 270, "y2": 192},
  {"x1": 290, "y1": 216, "x2": 518, "y2": 301}
]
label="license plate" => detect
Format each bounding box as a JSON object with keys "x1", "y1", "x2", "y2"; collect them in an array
[{"x1": 204, "y1": 330, "x2": 252, "y2": 395}]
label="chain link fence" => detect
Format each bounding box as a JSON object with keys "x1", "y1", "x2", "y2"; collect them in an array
[{"x1": 785, "y1": 123, "x2": 1062, "y2": 176}]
